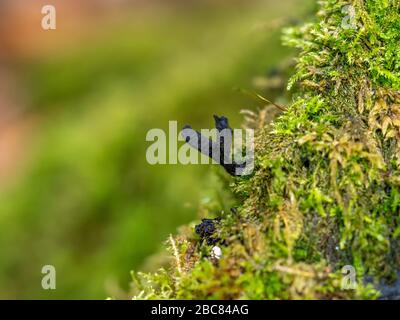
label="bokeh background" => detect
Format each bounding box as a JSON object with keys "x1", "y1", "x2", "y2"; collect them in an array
[{"x1": 0, "y1": 0, "x2": 311, "y2": 299}]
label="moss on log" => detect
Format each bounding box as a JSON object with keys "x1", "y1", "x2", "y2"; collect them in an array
[{"x1": 130, "y1": 0, "x2": 400, "y2": 299}]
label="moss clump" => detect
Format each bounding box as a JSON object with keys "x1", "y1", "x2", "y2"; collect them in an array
[{"x1": 129, "y1": 0, "x2": 400, "y2": 299}]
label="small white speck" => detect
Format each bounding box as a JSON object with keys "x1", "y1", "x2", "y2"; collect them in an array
[{"x1": 211, "y1": 246, "x2": 222, "y2": 260}]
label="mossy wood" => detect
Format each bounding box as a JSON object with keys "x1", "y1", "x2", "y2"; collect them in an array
[{"x1": 130, "y1": 0, "x2": 400, "y2": 299}]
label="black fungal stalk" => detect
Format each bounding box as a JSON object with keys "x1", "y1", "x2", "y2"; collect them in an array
[{"x1": 182, "y1": 115, "x2": 248, "y2": 176}]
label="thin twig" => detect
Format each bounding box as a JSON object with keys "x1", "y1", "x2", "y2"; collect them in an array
[
  {"x1": 169, "y1": 235, "x2": 182, "y2": 275},
  {"x1": 236, "y1": 88, "x2": 287, "y2": 112}
]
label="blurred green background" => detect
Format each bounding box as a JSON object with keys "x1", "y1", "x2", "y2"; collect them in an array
[{"x1": 0, "y1": 0, "x2": 308, "y2": 299}]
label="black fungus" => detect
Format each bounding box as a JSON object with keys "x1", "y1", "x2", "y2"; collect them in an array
[
  {"x1": 195, "y1": 218, "x2": 221, "y2": 245},
  {"x1": 182, "y1": 115, "x2": 249, "y2": 177}
]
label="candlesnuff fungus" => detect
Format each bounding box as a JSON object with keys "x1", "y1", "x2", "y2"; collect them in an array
[
  {"x1": 182, "y1": 115, "x2": 248, "y2": 176},
  {"x1": 195, "y1": 218, "x2": 221, "y2": 246}
]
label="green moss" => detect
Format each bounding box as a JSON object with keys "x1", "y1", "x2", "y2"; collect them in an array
[{"x1": 128, "y1": 0, "x2": 400, "y2": 299}]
